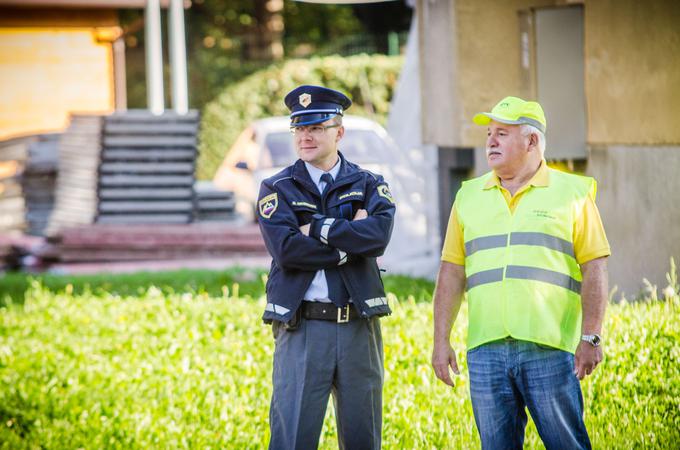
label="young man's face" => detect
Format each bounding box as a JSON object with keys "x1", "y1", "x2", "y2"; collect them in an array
[
  {"x1": 293, "y1": 119, "x2": 344, "y2": 170},
  {"x1": 485, "y1": 121, "x2": 531, "y2": 172}
]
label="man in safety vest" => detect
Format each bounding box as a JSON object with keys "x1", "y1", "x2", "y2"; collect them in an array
[{"x1": 431, "y1": 96, "x2": 610, "y2": 450}]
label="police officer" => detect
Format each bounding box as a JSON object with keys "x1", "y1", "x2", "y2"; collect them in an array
[{"x1": 257, "y1": 85, "x2": 396, "y2": 450}]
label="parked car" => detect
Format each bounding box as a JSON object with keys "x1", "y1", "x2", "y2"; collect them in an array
[{"x1": 213, "y1": 115, "x2": 405, "y2": 221}]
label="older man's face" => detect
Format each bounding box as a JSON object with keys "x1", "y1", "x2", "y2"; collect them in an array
[{"x1": 485, "y1": 121, "x2": 530, "y2": 172}]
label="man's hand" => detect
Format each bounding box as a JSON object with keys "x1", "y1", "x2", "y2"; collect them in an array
[
  {"x1": 574, "y1": 341, "x2": 603, "y2": 380},
  {"x1": 432, "y1": 341, "x2": 460, "y2": 387},
  {"x1": 432, "y1": 262, "x2": 466, "y2": 387},
  {"x1": 299, "y1": 223, "x2": 310, "y2": 236},
  {"x1": 353, "y1": 208, "x2": 368, "y2": 220}
]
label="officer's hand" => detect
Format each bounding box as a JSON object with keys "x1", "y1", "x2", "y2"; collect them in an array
[
  {"x1": 353, "y1": 209, "x2": 368, "y2": 221},
  {"x1": 299, "y1": 224, "x2": 310, "y2": 236},
  {"x1": 432, "y1": 341, "x2": 460, "y2": 387},
  {"x1": 574, "y1": 341, "x2": 603, "y2": 380}
]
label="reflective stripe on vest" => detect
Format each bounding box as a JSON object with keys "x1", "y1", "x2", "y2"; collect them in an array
[{"x1": 457, "y1": 168, "x2": 595, "y2": 353}]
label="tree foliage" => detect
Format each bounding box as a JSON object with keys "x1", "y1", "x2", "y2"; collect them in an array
[
  {"x1": 120, "y1": 1, "x2": 411, "y2": 109},
  {"x1": 196, "y1": 54, "x2": 403, "y2": 180}
]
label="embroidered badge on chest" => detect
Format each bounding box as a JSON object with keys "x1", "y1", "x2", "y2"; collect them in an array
[
  {"x1": 259, "y1": 193, "x2": 278, "y2": 218},
  {"x1": 377, "y1": 184, "x2": 394, "y2": 203}
]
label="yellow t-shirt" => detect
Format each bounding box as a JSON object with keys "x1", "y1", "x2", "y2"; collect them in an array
[{"x1": 441, "y1": 161, "x2": 611, "y2": 266}]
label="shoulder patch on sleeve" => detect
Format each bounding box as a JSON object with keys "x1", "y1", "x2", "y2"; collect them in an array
[
  {"x1": 377, "y1": 184, "x2": 394, "y2": 203},
  {"x1": 259, "y1": 193, "x2": 278, "y2": 218}
]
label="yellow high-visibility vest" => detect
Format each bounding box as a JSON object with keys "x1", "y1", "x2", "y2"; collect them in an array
[{"x1": 456, "y1": 168, "x2": 595, "y2": 353}]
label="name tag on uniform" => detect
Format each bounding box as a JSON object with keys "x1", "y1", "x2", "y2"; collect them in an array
[
  {"x1": 337, "y1": 191, "x2": 363, "y2": 201},
  {"x1": 291, "y1": 201, "x2": 317, "y2": 209}
]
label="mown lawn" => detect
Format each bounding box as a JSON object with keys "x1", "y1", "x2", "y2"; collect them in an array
[{"x1": 0, "y1": 274, "x2": 678, "y2": 449}]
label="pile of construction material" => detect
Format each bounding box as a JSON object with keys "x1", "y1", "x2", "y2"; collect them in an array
[
  {"x1": 45, "y1": 115, "x2": 102, "y2": 236},
  {"x1": 193, "y1": 180, "x2": 237, "y2": 222},
  {"x1": 0, "y1": 138, "x2": 25, "y2": 233},
  {"x1": 0, "y1": 134, "x2": 59, "y2": 236},
  {"x1": 23, "y1": 134, "x2": 59, "y2": 235},
  {"x1": 39, "y1": 223, "x2": 266, "y2": 265},
  {"x1": 46, "y1": 111, "x2": 228, "y2": 233},
  {"x1": 96, "y1": 111, "x2": 199, "y2": 225}
]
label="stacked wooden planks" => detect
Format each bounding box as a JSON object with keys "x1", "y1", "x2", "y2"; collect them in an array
[
  {"x1": 46, "y1": 115, "x2": 103, "y2": 236},
  {"x1": 193, "y1": 180, "x2": 237, "y2": 222},
  {"x1": 39, "y1": 223, "x2": 267, "y2": 263},
  {"x1": 23, "y1": 134, "x2": 59, "y2": 235},
  {"x1": 96, "y1": 111, "x2": 199, "y2": 225},
  {"x1": 0, "y1": 137, "x2": 26, "y2": 233},
  {"x1": 0, "y1": 134, "x2": 59, "y2": 236}
]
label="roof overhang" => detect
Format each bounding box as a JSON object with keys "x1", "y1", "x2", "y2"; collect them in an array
[{"x1": 0, "y1": 0, "x2": 190, "y2": 8}]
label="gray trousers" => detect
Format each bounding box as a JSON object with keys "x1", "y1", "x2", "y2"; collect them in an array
[{"x1": 268, "y1": 316, "x2": 384, "y2": 450}]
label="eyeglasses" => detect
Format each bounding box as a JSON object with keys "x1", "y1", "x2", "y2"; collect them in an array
[{"x1": 289, "y1": 124, "x2": 340, "y2": 136}]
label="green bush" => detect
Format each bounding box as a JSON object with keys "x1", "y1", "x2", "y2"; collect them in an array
[
  {"x1": 1, "y1": 285, "x2": 678, "y2": 448},
  {"x1": 196, "y1": 54, "x2": 403, "y2": 180}
]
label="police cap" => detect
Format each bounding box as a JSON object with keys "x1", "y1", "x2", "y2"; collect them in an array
[{"x1": 284, "y1": 85, "x2": 352, "y2": 127}]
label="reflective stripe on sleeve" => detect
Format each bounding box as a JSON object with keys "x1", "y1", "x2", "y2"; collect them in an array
[
  {"x1": 319, "y1": 217, "x2": 335, "y2": 244},
  {"x1": 265, "y1": 303, "x2": 291, "y2": 316},
  {"x1": 364, "y1": 297, "x2": 388, "y2": 308}
]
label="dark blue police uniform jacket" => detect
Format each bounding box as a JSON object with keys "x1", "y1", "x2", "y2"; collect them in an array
[{"x1": 257, "y1": 152, "x2": 395, "y2": 323}]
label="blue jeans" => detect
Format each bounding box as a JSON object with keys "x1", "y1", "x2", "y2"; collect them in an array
[{"x1": 467, "y1": 339, "x2": 591, "y2": 450}]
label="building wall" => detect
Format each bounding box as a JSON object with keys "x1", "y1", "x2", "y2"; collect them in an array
[
  {"x1": 0, "y1": 9, "x2": 119, "y2": 139},
  {"x1": 589, "y1": 146, "x2": 680, "y2": 297},
  {"x1": 585, "y1": 0, "x2": 680, "y2": 145},
  {"x1": 456, "y1": 0, "x2": 557, "y2": 147},
  {"x1": 419, "y1": 0, "x2": 680, "y2": 294},
  {"x1": 584, "y1": 0, "x2": 680, "y2": 295}
]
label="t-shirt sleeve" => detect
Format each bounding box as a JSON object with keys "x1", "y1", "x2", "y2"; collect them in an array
[
  {"x1": 573, "y1": 185, "x2": 611, "y2": 265},
  {"x1": 441, "y1": 202, "x2": 466, "y2": 265}
]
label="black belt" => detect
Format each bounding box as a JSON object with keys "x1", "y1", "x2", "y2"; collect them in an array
[{"x1": 300, "y1": 302, "x2": 360, "y2": 323}]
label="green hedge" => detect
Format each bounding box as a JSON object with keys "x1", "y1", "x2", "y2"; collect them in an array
[{"x1": 196, "y1": 54, "x2": 404, "y2": 180}]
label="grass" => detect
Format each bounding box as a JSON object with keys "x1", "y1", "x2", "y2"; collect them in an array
[
  {"x1": 0, "y1": 271, "x2": 678, "y2": 448},
  {"x1": 0, "y1": 270, "x2": 435, "y2": 307}
]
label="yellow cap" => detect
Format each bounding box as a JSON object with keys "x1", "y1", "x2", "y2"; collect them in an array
[{"x1": 473, "y1": 96, "x2": 547, "y2": 133}]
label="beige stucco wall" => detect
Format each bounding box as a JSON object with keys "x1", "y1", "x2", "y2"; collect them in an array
[
  {"x1": 455, "y1": 0, "x2": 557, "y2": 148},
  {"x1": 589, "y1": 145, "x2": 680, "y2": 296},
  {"x1": 0, "y1": 10, "x2": 118, "y2": 139},
  {"x1": 585, "y1": 0, "x2": 680, "y2": 145},
  {"x1": 423, "y1": 0, "x2": 680, "y2": 148}
]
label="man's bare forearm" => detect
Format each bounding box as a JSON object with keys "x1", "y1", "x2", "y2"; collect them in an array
[
  {"x1": 433, "y1": 262, "x2": 467, "y2": 343},
  {"x1": 580, "y1": 257, "x2": 609, "y2": 334}
]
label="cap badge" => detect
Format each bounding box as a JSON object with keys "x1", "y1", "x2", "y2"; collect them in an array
[{"x1": 299, "y1": 93, "x2": 312, "y2": 108}]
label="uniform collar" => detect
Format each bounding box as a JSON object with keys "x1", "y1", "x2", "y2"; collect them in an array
[
  {"x1": 292, "y1": 152, "x2": 357, "y2": 195},
  {"x1": 304, "y1": 156, "x2": 341, "y2": 189},
  {"x1": 483, "y1": 159, "x2": 549, "y2": 190}
]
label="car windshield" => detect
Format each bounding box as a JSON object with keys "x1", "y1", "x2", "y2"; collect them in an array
[{"x1": 264, "y1": 129, "x2": 388, "y2": 167}]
